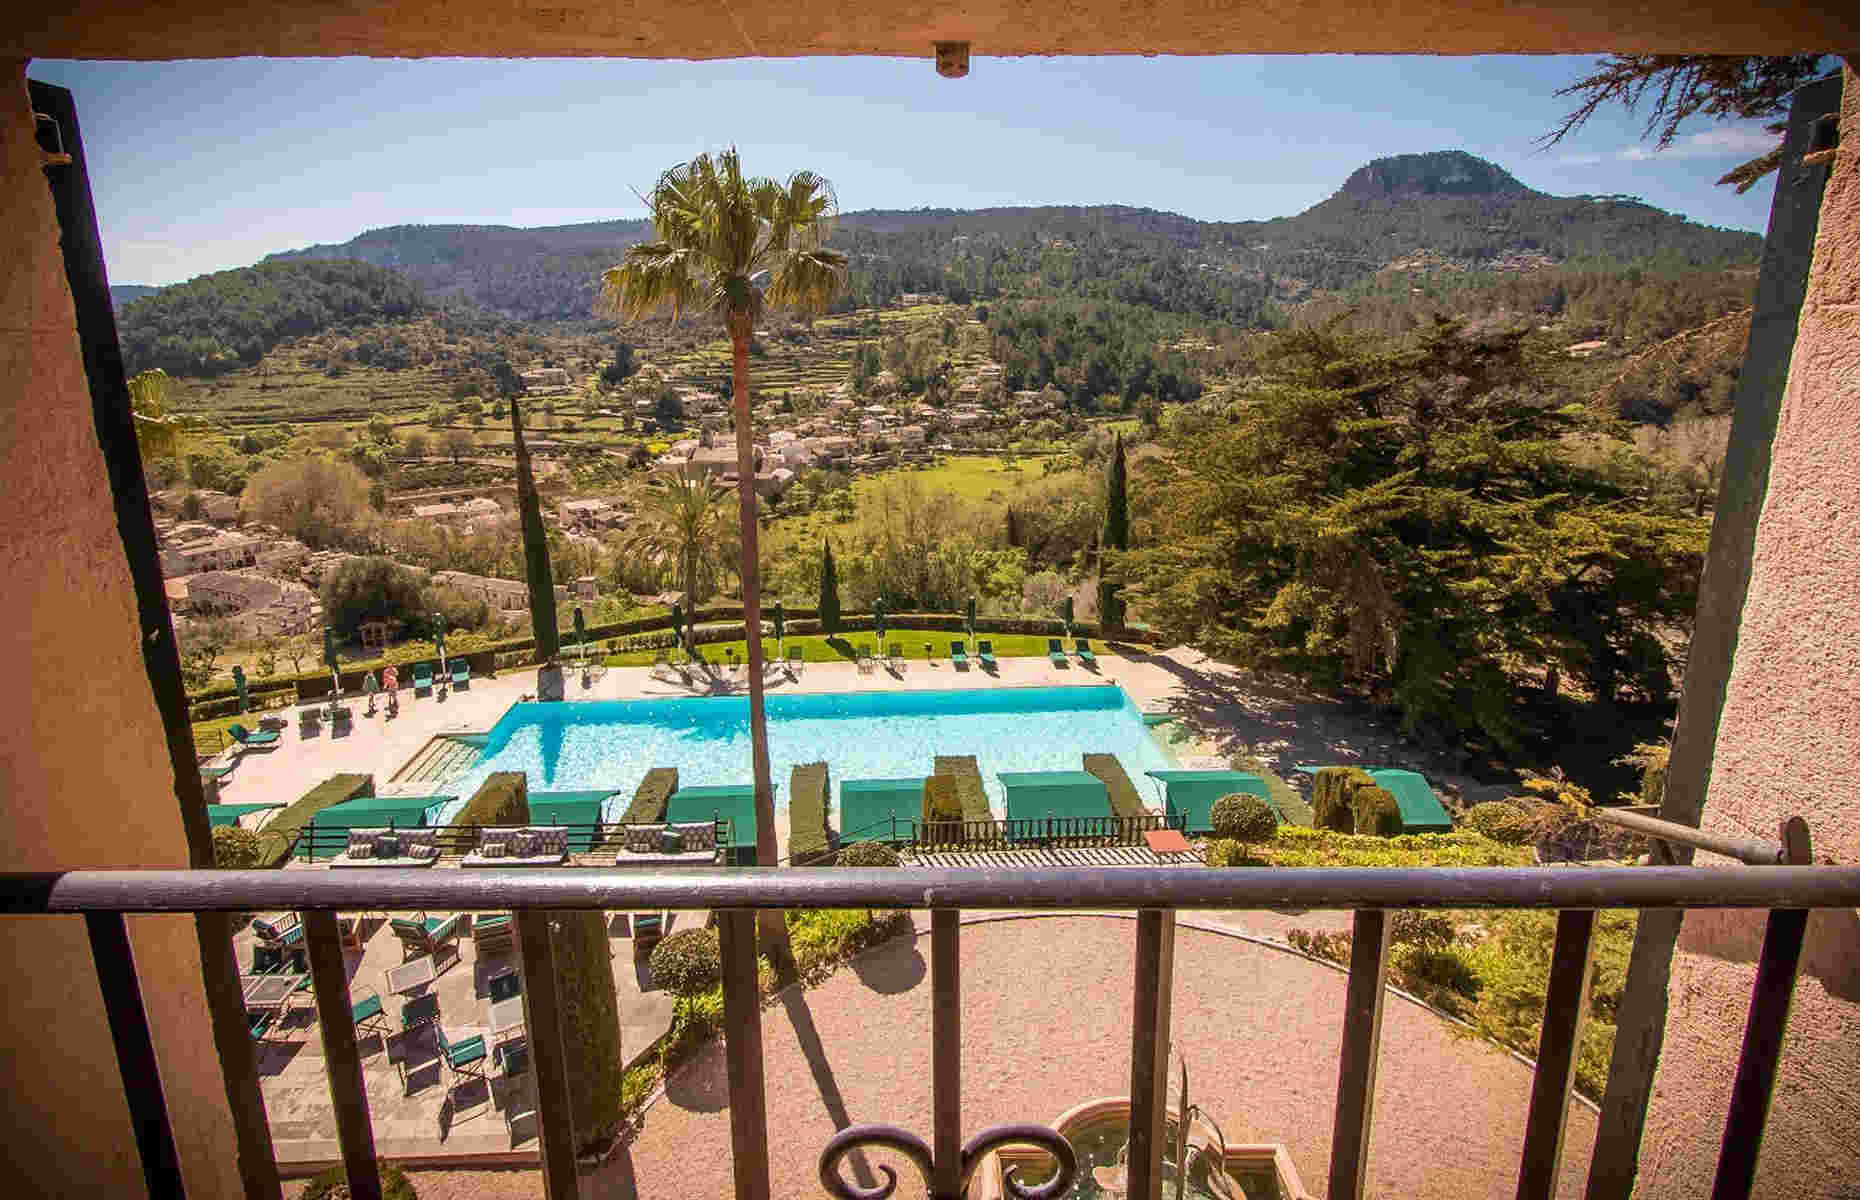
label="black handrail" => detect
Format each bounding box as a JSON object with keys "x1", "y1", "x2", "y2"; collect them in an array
[{"x1": 4, "y1": 864, "x2": 1858, "y2": 915}]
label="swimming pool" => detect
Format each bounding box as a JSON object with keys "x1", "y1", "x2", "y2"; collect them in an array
[{"x1": 436, "y1": 685, "x2": 1177, "y2": 826}]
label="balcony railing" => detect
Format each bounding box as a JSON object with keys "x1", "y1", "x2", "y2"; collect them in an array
[{"x1": 4, "y1": 856, "x2": 1856, "y2": 1200}]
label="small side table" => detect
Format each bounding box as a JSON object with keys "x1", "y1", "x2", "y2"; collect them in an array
[{"x1": 1143, "y1": 828, "x2": 1195, "y2": 864}]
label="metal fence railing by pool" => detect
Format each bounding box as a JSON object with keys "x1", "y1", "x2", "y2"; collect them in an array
[{"x1": 2, "y1": 808, "x2": 1851, "y2": 1200}]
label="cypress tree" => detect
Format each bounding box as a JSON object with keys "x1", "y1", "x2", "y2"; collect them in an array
[
  {"x1": 1097, "y1": 432, "x2": 1128, "y2": 626},
  {"x1": 511, "y1": 392, "x2": 559, "y2": 659},
  {"x1": 1005, "y1": 505, "x2": 1022, "y2": 548},
  {"x1": 819, "y1": 541, "x2": 841, "y2": 636}
]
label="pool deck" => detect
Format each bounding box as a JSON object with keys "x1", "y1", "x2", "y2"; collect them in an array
[{"x1": 206, "y1": 647, "x2": 1207, "y2": 847}]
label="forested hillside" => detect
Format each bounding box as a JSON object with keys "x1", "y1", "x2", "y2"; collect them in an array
[
  {"x1": 118, "y1": 259, "x2": 427, "y2": 377},
  {"x1": 237, "y1": 150, "x2": 1759, "y2": 332}
]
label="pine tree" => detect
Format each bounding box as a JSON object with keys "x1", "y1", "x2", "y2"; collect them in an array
[
  {"x1": 819, "y1": 541, "x2": 840, "y2": 636},
  {"x1": 510, "y1": 392, "x2": 559, "y2": 660},
  {"x1": 1098, "y1": 432, "x2": 1128, "y2": 626}
]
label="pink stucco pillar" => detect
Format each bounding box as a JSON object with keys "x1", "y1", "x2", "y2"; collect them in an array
[{"x1": 1637, "y1": 66, "x2": 1860, "y2": 1198}]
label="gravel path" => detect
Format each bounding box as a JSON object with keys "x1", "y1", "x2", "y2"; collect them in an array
[{"x1": 357, "y1": 913, "x2": 1592, "y2": 1199}]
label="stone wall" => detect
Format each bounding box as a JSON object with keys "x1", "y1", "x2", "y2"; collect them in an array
[
  {"x1": 0, "y1": 61, "x2": 242, "y2": 1195},
  {"x1": 1637, "y1": 66, "x2": 1860, "y2": 1198}
]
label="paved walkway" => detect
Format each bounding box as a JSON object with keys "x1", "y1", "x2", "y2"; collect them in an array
[{"x1": 346, "y1": 914, "x2": 1594, "y2": 1199}]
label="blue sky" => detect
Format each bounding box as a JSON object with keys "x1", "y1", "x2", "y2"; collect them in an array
[{"x1": 30, "y1": 55, "x2": 1785, "y2": 286}]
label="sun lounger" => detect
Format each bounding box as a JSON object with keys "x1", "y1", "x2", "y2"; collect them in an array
[
  {"x1": 298, "y1": 705, "x2": 321, "y2": 735},
  {"x1": 977, "y1": 639, "x2": 997, "y2": 670},
  {"x1": 200, "y1": 762, "x2": 237, "y2": 782},
  {"x1": 1073, "y1": 638, "x2": 1097, "y2": 667},
  {"x1": 451, "y1": 662, "x2": 470, "y2": 688},
  {"x1": 786, "y1": 646, "x2": 804, "y2": 678},
  {"x1": 650, "y1": 653, "x2": 672, "y2": 681},
  {"x1": 472, "y1": 912, "x2": 514, "y2": 955},
  {"x1": 1047, "y1": 638, "x2": 1068, "y2": 667},
  {"x1": 950, "y1": 640, "x2": 969, "y2": 670},
  {"x1": 226, "y1": 723, "x2": 280, "y2": 750},
  {"x1": 887, "y1": 642, "x2": 904, "y2": 672},
  {"x1": 412, "y1": 664, "x2": 434, "y2": 693},
  {"x1": 389, "y1": 912, "x2": 465, "y2": 962}
]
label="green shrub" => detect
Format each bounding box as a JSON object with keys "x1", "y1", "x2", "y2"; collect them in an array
[
  {"x1": 266, "y1": 773, "x2": 373, "y2": 867},
  {"x1": 623, "y1": 767, "x2": 678, "y2": 824},
  {"x1": 786, "y1": 908, "x2": 909, "y2": 979},
  {"x1": 922, "y1": 775, "x2": 962, "y2": 823},
  {"x1": 1399, "y1": 946, "x2": 1481, "y2": 1008},
  {"x1": 211, "y1": 825, "x2": 263, "y2": 868},
  {"x1": 648, "y1": 928, "x2": 722, "y2": 997},
  {"x1": 1464, "y1": 801, "x2": 1535, "y2": 845},
  {"x1": 302, "y1": 1163, "x2": 417, "y2": 1200},
  {"x1": 1210, "y1": 793, "x2": 1278, "y2": 842},
  {"x1": 1311, "y1": 766, "x2": 1375, "y2": 832},
  {"x1": 1256, "y1": 826, "x2": 1531, "y2": 868},
  {"x1": 836, "y1": 841, "x2": 900, "y2": 867},
  {"x1": 1083, "y1": 752, "x2": 1146, "y2": 819},
  {"x1": 789, "y1": 761, "x2": 831, "y2": 865},
  {"x1": 1206, "y1": 838, "x2": 1259, "y2": 867},
  {"x1": 449, "y1": 771, "x2": 529, "y2": 830},
  {"x1": 1352, "y1": 785, "x2": 1403, "y2": 837},
  {"x1": 1389, "y1": 910, "x2": 1458, "y2": 949}
]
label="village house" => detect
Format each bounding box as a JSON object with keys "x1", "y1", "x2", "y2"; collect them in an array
[
  {"x1": 896, "y1": 424, "x2": 928, "y2": 447},
  {"x1": 158, "y1": 528, "x2": 266, "y2": 576},
  {"x1": 185, "y1": 569, "x2": 280, "y2": 616},
  {"x1": 898, "y1": 292, "x2": 945, "y2": 306},
  {"x1": 520, "y1": 366, "x2": 572, "y2": 391},
  {"x1": 430, "y1": 569, "x2": 569, "y2": 615},
  {"x1": 410, "y1": 497, "x2": 503, "y2": 530}
]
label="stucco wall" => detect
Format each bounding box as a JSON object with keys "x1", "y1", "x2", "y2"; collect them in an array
[
  {"x1": 1638, "y1": 68, "x2": 1860, "y2": 1199},
  {"x1": 0, "y1": 61, "x2": 242, "y2": 1197}
]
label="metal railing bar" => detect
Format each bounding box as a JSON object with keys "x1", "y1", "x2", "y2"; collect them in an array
[
  {"x1": 515, "y1": 910, "x2": 581, "y2": 1200},
  {"x1": 1515, "y1": 909, "x2": 1597, "y2": 1200},
  {"x1": 1127, "y1": 907, "x2": 1176, "y2": 1200},
  {"x1": 1327, "y1": 909, "x2": 1390, "y2": 1200},
  {"x1": 720, "y1": 909, "x2": 770, "y2": 1200},
  {"x1": 932, "y1": 908, "x2": 960, "y2": 1199},
  {"x1": 7, "y1": 865, "x2": 1860, "y2": 916},
  {"x1": 302, "y1": 910, "x2": 380, "y2": 1200},
  {"x1": 1711, "y1": 817, "x2": 1814, "y2": 1200},
  {"x1": 86, "y1": 911, "x2": 186, "y2": 1200},
  {"x1": 1587, "y1": 808, "x2": 1786, "y2": 866}
]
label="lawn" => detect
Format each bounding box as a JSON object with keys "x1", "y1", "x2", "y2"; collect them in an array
[
  {"x1": 599, "y1": 630, "x2": 1140, "y2": 667},
  {"x1": 767, "y1": 453, "x2": 1048, "y2": 547}
]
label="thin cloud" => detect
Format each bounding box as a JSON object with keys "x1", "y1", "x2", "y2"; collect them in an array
[{"x1": 1555, "y1": 125, "x2": 1775, "y2": 167}]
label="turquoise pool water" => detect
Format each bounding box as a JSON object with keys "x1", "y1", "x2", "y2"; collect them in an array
[{"x1": 436, "y1": 685, "x2": 1176, "y2": 826}]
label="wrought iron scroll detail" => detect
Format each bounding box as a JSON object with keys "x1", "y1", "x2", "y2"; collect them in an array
[{"x1": 820, "y1": 1122, "x2": 1076, "y2": 1200}]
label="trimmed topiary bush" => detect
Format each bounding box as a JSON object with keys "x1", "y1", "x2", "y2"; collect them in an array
[
  {"x1": 302, "y1": 1163, "x2": 417, "y2": 1200},
  {"x1": 836, "y1": 841, "x2": 901, "y2": 867},
  {"x1": 212, "y1": 825, "x2": 263, "y2": 868},
  {"x1": 449, "y1": 771, "x2": 529, "y2": 830},
  {"x1": 623, "y1": 767, "x2": 678, "y2": 824},
  {"x1": 551, "y1": 908, "x2": 626, "y2": 1149},
  {"x1": 1210, "y1": 793, "x2": 1278, "y2": 843},
  {"x1": 1465, "y1": 801, "x2": 1535, "y2": 845},
  {"x1": 789, "y1": 761, "x2": 831, "y2": 865},
  {"x1": 1352, "y1": 785, "x2": 1403, "y2": 837},
  {"x1": 1311, "y1": 766, "x2": 1375, "y2": 832},
  {"x1": 648, "y1": 927, "x2": 722, "y2": 997},
  {"x1": 1083, "y1": 752, "x2": 1146, "y2": 820},
  {"x1": 1205, "y1": 838, "x2": 1252, "y2": 867},
  {"x1": 268, "y1": 773, "x2": 373, "y2": 866},
  {"x1": 921, "y1": 775, "x2": 962, "y2": 823},
  {"x1": 934, "y1": 755, "x2": 992, "y2": 823}
]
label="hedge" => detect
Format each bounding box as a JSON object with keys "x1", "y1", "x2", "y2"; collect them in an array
[
  {"x1": 1211, "y1": 793, "x2": 1278, "y2": 842},
  {"x1": 624, "y1": 768, "x2": 678, "y2": 824},
  {"x1": 1351, "y1": 785, "x2": 1403, "y2": 837},
  {"x1": 789, "y1": 761, "x2": 832, "y2": 865},
  {"x1": 934, "y1": 755, "x2": 993, "y2": 824},
  {"x1": 265, "y1": 773, "x2": 372, "y2": 867},
  {"x1": 1083, "y1": 753, "x2": 1146, "y2": 820},
  {"x1": 450, "y1": 771, "x2": 530, "y2": 830},
  {"x1": 922, "y1": 775, "x2": 961, "y2": 823},
  {"x1": 1311, "y1": 767, "x2": 1377, "y2": 833},
  {"x1": 551, "y1": 908, "x2": 626, "y2": 1150}
]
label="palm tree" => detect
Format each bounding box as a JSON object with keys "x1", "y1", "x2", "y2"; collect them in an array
[
  {"x1": 128, "y1": 368, "x2": 184, "y2": 459},
  {"x1": 599, "y1": 149, "x2": 847, "y2": 918},
  {"x1": 619, "y1": 468, "x2": 739, "y2": 625}
]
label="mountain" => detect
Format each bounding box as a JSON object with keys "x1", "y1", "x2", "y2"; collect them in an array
[
  {"x1": 267, "y1": 219, "x2": 654, "y2": 322},
  {"x1": 253, "y1": 151, "x2": 1755, "y2": 328},
  {"x1": 117, "y1": 259, "x2": 428, "y2": 377},
  {"x1": 110, "y1": 283, "x2": 162, "y2": 310}
]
